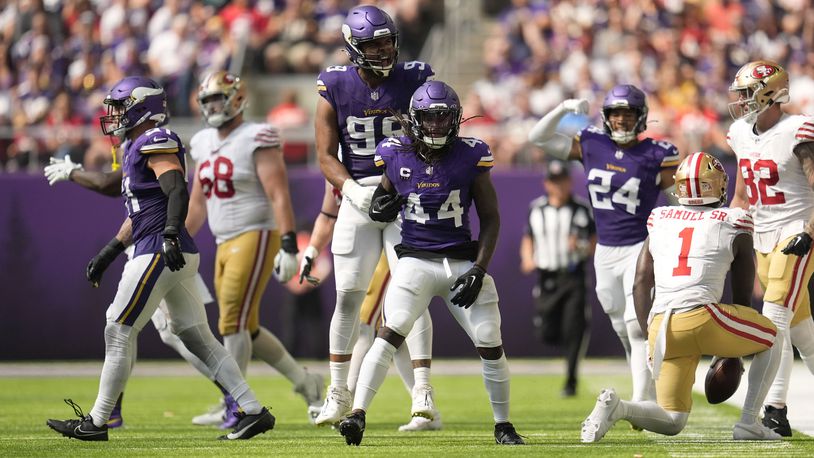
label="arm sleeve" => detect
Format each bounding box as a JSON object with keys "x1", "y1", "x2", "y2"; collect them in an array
[{"x1": 158, "y1": 169, "x2": 189, "y2": 234}]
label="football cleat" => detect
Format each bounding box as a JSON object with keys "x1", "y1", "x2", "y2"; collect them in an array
[
  {"x1": 218, "y1": 407, "x2": 275, "y2": 440},
  {"x1": 733, "y1": 421, "x2": 783, "y2": 440},
  {"x1": 398, "y1": 410, "x2": 443, "y2": 432},
  {"x1": 494, "y1": 422, "x2": 525, "y2": 445},
  {"x1": 219, "y1": 395, "x2": 240, "y2": 430},
  {"x1": 106, "y1": 409, "x2": 124, "y2": 429},
  {"x1": 294, "y1": 371, "x2": 325, "y2": 424},
  {"x1": 339, "y1": 411, "x2": 366, "y2": 446},
  {"x1": 410, "y1": 384, "x2": 436, "y2": 420},
  {"x1": 107, "y1": 393, "x2": 124, "y2": 428},
  {"x1": 192, "y1": 398, "x2": 227, "y2": 426},
  {"x1": 761, "y1": 405, "x2": 792, "y2": 437},
  {"x1": 47, "y1": 399, "x2": 109, "y2": 441},
  {"x1": 314, "y1": 385, "x2": 352, "y2": 426},
  {"x1": 581, "y1": 388, "x2": 620, "y2": 443}
]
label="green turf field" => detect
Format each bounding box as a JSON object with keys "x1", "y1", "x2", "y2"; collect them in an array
[{"x1": 1, "y1": 366, "x2": 811, "y2": 457}]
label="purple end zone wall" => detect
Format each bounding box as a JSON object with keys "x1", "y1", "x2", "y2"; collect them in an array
[{"x1": 0, "y1": 167, "x2": 635, "y2": 360}]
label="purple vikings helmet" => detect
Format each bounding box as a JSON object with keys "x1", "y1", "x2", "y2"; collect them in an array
[
  {"x1": 601, "y1": 84, "x2": 648, "y2": 144},
  {"x1": 100, "y1": 76, "x2": 167, "y2": 138},
  {"x1": 409, "y1": 81, "x2": 462, "y2": 149},
  {"x1": 341, "y1": 5, "x2": 399, "y2": 77}
]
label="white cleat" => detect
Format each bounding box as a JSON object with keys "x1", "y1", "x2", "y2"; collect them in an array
[
  {"x1": 733, "y1": 422, "x2": 783, "y2": 440},
  {"x1": 294, "y1": 371, "x2": 325, "y2": 424},
  {"x1": 410, "y1": 384, "x2": 436, "y2": 420},
  {"x1": 399, "y1": 410, "x2": 442, "y2": 431},
  {"x1": 192, "y1": 398, "x2": 226, "y2": 426},
  {"x1": 581, "y1": 388, "x2": 620, "y2": 443},
  {"x1": 314, "y1": 385, "x2": 352, "y2": 426}
]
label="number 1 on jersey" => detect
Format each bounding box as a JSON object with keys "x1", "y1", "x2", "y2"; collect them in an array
[{"x1": 672, "y1": 227, "x2": 694, "y2": 276}]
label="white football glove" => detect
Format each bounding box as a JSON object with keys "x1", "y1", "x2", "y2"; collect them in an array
[
  {"x1": 342, "y1": 179, "x2": 375, "y2": 213},
  {"x1": 560, "y1": 99, "x2": 590, "y2": 115},
  {"x1": 273, "y1": 250, "x2": 299, "y2": 283},
  {"x1": 298, "y1": 245, "x2": 320, "y2": 286},
  {"x1": 44, "y1": 155, "x2": 83, "y2": 185}
]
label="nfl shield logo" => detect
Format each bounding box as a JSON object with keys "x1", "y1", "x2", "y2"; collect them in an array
[
  {"x1": 371, "y1": 91, "x2": 380, "y2": 101},
  {"x1": 615, "y1": 150, "x2": 624, "y2": 160},
  {"x1": 426, "y1": 166, "x2": 433, "y2": 175}
]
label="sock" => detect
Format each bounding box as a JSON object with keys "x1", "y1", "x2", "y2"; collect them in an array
[
  {"x1": 348, "y1": 322, "x2": 376, "y2": 393},
  {"x1": 224, "y1": 330, "x2": 252, "y2": 375},
  {"x1": 178, "y1": 323, "x2": 261, "y2": 415},
  {"x1": 617, "y1": 400, "x2": 688, "y2": 435},
  {"x1": 765, "y1": 334, "x2": 793, "y2": 406},
  {"x1": 353, "y1": 338, "x2": 397, "y2": 412},
  {"x1": 414, "y1": 366, "x2": 431, "y2": 387},
  {"x1": 627, "y1": 320, "x2": 655, "y2": 402},
  {"x1": 393, "y1": 343, "x2": 415, "y2": 392},
  {"x1": 214, "y1": 380, "x2": 229, "y2": 396},
  {"x1": 252, "y1": 327, "x2": 306, "y2": 385},
  {"x1": 329, "y1": 290, "x2": 365, "y2": 355},
  {"x1": 330, "y1": 361, "x2": 350, "y2": 390},
  {"x1": 90, "y1": 323, "x2": 137, "y2": 427},
  {"x1": 482, "y1": 355, "x2": 510, "y2": 423},
  {"x1": 405, "y1": 309, "x2": 433, "y2": 360},
  {"x1": 740, "y1": 302, "x2": 789, "y2": 425},
  {"x1": 609, "y1": 310, "x2": 631, "y2": 360},
  {"x1": 157, "y1": 319, "x2": 215, "y2": 380},
  {"x1": 790, "y1": 319, "x2": 814, "y2": 373}
]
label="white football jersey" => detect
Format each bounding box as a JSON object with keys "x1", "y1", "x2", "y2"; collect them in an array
[
  {"x1": 646, "y1": 206, "x2": 753, "y2": 318},
  {"x1": 189, "y1": 122, "x2": 281, "y2": 244},
  {"x1": 727, "y1": 114, "x2": 814, "y2": 251}
]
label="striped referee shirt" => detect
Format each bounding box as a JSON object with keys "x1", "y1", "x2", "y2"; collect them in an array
[{"x1": 526, "y1": 195, "x2": 595, "y2": 271}]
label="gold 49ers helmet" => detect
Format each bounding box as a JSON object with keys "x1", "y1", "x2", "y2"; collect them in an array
[
  {"x1": 674, "y1": 152, "x2": 729, "y2": 206},
  {"x1": 198, "y1": 71, "x2": 247, "y2": 127},
  {"x1": 728, "y1": 60, "x2": 789, "y2": 123}
]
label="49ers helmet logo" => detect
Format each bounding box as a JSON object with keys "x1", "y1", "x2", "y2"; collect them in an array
[{"x1": 752, "y1": 64, "x2": 777, "y2": 79}]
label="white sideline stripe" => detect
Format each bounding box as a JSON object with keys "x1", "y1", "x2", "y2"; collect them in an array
[{"x1": 694, "y1": 359, "x2": 814, "y2": 436}]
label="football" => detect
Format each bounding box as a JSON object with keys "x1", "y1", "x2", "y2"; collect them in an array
[{"x1": 704, "y1": 357, "x2": 745, "y2": 404}]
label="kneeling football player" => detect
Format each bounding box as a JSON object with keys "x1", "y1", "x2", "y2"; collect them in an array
[{"x1": 581, "y1": 153, "x2": 781, "y2": 442}]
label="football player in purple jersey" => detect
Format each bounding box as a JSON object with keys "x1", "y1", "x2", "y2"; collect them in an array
[
  {"x1": 529, "y1": 85, "x2": 680, "y2": 404},
  {"x1": 314, "y1": 5, "x2": 440, "y2": 427},
  {"x1": 338, "y1": 80, "x2": 524, "y2": 446},
  {"x1": 46, "y1": 77, "x2": 274, "y2": 441}
]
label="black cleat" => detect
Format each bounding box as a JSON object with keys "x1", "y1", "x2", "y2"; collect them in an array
[
  {"x1": 218, "y1": 407, "x2": 275, "y2": 440},
  {"x1": 47, "y1": 399, "x2": 109, "y2": 441},
  {"x1": 494, "y1": 422, "x2": 525, "y2": 445},
  {"x1": 762, "y1": 405, "x2": 792, "y2": 437},
  {"x1": 339, "y1": 411, "x2": 366, "y2": 446}
]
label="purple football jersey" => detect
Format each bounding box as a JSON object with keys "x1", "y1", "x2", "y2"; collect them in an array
[
  {"x1": 375, "y1": 136, "x2": 494, "y2": 251},
  {"x1": 578, "y1": 126, "x2": 680, "y2": 246},
  {"x1": 317, "y1": 61, "x2": 434, "y2": 180},
  {"x1": 121, "y1": 127, "x2": 197, "y2": 257}
]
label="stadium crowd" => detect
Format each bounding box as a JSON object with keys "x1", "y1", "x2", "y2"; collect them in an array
[
  {"x1": 467, "y1": 0, "x2": 814, "y2": 166},
  {"x1": 1, "y1": 0, "x2": 813, "y2": 171}
]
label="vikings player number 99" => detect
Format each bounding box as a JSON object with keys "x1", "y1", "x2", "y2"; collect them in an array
[{"x1": 346, "y1": 115, "x2": 404, "y2": 156}]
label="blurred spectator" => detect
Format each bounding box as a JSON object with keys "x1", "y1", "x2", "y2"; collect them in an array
[
  {"x1": 0, "y1": 0, "x2": 809, "y2": 173},
  {"x1": 267, "y1": 89, "x2": 310, "y2": 164}
]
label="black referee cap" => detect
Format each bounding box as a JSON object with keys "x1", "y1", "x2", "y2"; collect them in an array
[{"x1": 545, "y1": 159, "x2": 569, "y2": 180}]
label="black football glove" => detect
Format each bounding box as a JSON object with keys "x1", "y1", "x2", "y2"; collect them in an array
[
  {"x1": 162, "y1": 226, "x2": 186, "y2": 272},
  {"x1": 450, "y1": 264, "x2": 486, "y2": 309},
  {"x1": 781, "y1": 232, "x2": 813, "y2": 257},
  {"x1": 86, "y1": 238, "x2": 126, "y2": 287},
  {"x1": 369, "y1": 193, "x2": 406, "y2": 223}
]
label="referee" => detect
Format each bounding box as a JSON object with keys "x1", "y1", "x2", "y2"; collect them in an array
[{"x1": 520, "y1": 160, "x2": 596, "y2": 397}]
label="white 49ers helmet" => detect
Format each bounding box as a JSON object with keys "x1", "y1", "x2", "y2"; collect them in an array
[
  {"x1": 198, "y1": 71, "x2": 247, "y2": 127},
  {"x1": 674, "y1": 152, "x2": 729, "y2": 206},
  {"x1": 728, "y1": 60, "x2": 789, "y2": 123}
]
